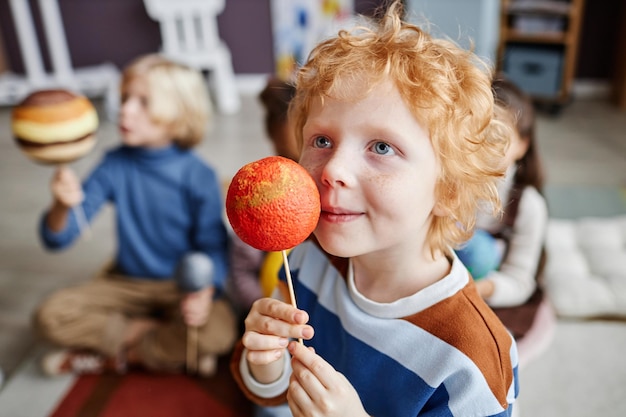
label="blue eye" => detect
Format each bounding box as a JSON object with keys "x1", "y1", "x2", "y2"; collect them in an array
[
  {"x1": 372, "y1": 141, "x2": 395, "y2": 155},
  {"x1": 314, "y1": 136, "x2": 331, "y2": 148}
]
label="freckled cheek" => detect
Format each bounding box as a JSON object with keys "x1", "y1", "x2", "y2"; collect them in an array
[
  {"x1": 370, "y1": 173, "x2": 390, "y2": 187},
  {"x1": 299, "y1": 157, "x2": 323, "y2": 181},
  {"x1": 375, "y1": 173, "x2": 431, "y2": 207},
  {"x1": 367, "y1": 172, "x2": 399, "y2": 195}
]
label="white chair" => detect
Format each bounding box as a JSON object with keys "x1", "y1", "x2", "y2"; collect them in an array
[
  {"x1": 0, "y1": 0, "x2": 119, "y2": 120},
  {"x1": 143, "y1": 0, "x2": 241, "y2": 115}
]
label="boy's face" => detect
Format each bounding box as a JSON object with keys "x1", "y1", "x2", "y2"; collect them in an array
[
  {"x1": 119, "y1": 77, "x2": 171, "y2": 149},
  {"x1": 299, "y1": 79, "x2": 443, "y2": 260}
]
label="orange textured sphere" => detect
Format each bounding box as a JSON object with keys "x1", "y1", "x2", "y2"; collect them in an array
[{"x1": 226, "y1": 156, "x2": 320, "y2": 252}]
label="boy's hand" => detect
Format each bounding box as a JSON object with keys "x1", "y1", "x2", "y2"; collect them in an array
[
  {"x1": 180, "y1": 286, "x2": 213, "y2": 327},
  {"x1": 51, "y1": 166, "x2": 83, "y2": 208},
  {"x1": 287, "y1": 342, "x2": 369, "y2": 417},
  {"x1": 242, "y1": 298, "x2": 313, "y2": 383}
]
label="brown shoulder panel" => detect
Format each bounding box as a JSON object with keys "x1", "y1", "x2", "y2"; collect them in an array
[{"x1": 403, "y1": 280, "x2": 514, "y2": 408}]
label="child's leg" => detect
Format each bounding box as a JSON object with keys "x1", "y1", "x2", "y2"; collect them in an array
[
  {"x1": 196, "y1": 298, "x2": 238, "y2": 355},
  {"x1": 133, "y1": 252, "x2": 237, "y2": 373},
  {"x1": 34, "y1": 274, "x2": 178, "y2": 357},
  {"x1": 136, "y1": 297, "x2": 237, "y2": 373}
]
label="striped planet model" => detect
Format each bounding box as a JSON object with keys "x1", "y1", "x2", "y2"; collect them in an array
[{"x1": 12, "y1": 89, "x2": 98, "y2": 164}]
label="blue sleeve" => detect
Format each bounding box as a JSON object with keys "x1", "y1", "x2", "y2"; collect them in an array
[
  {"x1": 188, "y1": 162, "x2": 230, "y2": 292},
  {"x1": 39, "y1": 155, "x2": 113, "y2": 250},
  {"x1": 39, "y1": 209, "x2": 80, "y2": 250}
]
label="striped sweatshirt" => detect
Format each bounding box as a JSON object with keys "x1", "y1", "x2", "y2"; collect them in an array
[{"x1": 232, "y1": 241, "x2": 519, "y2": 416}]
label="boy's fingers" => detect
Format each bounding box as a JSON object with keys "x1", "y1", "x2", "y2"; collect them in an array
[
  {"x1": 255, "y1": 298, "x2": 309, "y2": 325},
  {"x1": 249, "y1": 313, "x2": 312, "y2": 341},
  {"x1": 288, "y1": 341, "x2": 331, "y2": 388},
  {"x1": 246, "y1": 347, "x2": 287, "y2": 366},
  {"x1": 243, "y1": 331, "x2": 289, "y2": 351}
]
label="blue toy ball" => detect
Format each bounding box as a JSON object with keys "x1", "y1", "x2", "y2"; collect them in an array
[{"x1": 455, "y1": 229, "x2": 503, "y2": 280}]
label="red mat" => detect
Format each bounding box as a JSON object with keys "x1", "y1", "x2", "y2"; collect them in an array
[{"x1": 49, "y1": 356, "x2": 253, "y2": 417}]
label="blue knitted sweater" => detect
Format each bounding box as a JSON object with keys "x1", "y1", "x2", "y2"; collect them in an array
[{"x1": 40, "y1": 144, "x2": 229, "y2": 290}]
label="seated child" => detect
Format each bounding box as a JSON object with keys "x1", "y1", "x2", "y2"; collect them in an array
[
  {"x1": 231, "y1": 2, "x2": 519, "y2": 416},
  {"x1": 34, "y1": 53, "x2": 237, "y2": 377},
  {"x1": 457, "y1": 75, "x2": 549, "y2": 340}
]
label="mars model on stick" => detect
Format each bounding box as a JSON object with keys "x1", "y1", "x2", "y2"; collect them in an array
[
  {"x1": 226, "y1": 156, "x2": 320, "y2": 337},
  {"x1": 226, "y1": 156, "x2": 320, "y2": 252}
]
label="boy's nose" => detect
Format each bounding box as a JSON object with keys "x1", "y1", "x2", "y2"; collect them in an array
[{"x1": 321, "y1": 150, "x2": 353, "y2": 188}]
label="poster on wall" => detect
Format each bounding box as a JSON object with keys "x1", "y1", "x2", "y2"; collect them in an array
[{"x1": 270, "y1": 0, "x2": 354, "y2": 81}]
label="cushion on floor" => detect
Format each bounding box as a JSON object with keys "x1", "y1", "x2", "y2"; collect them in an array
[{"x1": 544, "y1": 215, "x2": 626, "y2": 318}]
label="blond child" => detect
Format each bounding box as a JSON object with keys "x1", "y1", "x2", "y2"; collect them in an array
[
  {"x1": 35, "y1": 54, "x2": 236, "y2": 376},
  {"x1": 231, "y1": 2, "x2": 518, "y2": 416}
]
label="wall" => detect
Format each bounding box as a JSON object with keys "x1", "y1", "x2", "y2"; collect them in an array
[
  {"x1": 0, "y1": 0, "x2": 620, "y2": 81},
  {"x1": 0, "y1": 0, "x2": 382, "y2": 75},
  {"x1": 405, "y1": 0, "x2": 500, "y2": 65},
  {"x1": 0, "y1": 0, "x2": 274, "y2": 74}
]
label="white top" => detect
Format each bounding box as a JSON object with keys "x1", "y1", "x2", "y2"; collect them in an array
[{"x1": 478, "y1": 167, "x2": 548, "y2": 307}]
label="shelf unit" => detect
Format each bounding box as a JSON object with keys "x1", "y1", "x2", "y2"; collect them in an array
[{"x1": 496, "y1": 0, "x2": 586, "y2": 109}]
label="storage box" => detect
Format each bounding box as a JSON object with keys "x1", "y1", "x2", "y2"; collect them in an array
[
  {"x1": 504, "y1": 45, "x2": 563, "y2": 97},
  {"x1": 513, "y1": 15, "x2": 565, "y2": 34}
]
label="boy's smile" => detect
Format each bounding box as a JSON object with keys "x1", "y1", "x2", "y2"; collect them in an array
[{"x1": 319, "y1": 205, "x2": 364, "y2": 224}]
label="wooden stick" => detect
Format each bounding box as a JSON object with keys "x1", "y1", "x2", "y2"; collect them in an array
[
  {"x1": 282, "y1": 249, "x2": 303, "y2": 345},
  {"x1": 59, "y1": 163, "x2": 91, "y2": 240},
  {"x1": 73, "y1": 203, "x2": 91, "y2": 241},
  {"x1": 187, "y1": 326, "x2": 198, "y2": 374}
]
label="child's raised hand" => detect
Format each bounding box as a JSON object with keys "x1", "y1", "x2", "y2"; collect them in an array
[
  {"x1": 243, "y1": 297, "x2": 313, "y2": 367},
  {"x1": 286, "y1": 341, "x2": 369, "y2": 417},
  {"x1": 51, "y1": 166, "x2": 83, "y2": 208}
]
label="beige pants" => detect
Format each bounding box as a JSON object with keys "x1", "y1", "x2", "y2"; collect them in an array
[{"x1": 34, "y1": 270, "x2": 238, "y2": 372}]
